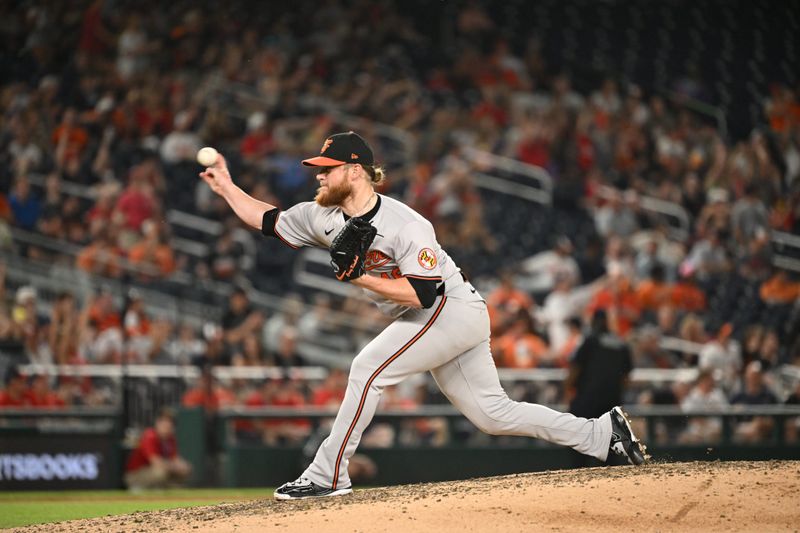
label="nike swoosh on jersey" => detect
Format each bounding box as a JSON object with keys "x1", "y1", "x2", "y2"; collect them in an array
[{"x1": 324, "y1": 228, "x2": 334, "y2": 235}]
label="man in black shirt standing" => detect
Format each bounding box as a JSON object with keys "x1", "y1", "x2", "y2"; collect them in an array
[{"x1": 566, "y1": 310, "x2": 633, "y2": 466}]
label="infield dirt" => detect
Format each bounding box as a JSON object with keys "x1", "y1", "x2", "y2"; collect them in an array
[{"x1": 11, "y1": 460, "x2": 800, "y2": 532}]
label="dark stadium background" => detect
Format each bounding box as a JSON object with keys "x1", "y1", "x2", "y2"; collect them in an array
[{"x1": 0, "y1": 0, "x2": 798, "y2": 489}]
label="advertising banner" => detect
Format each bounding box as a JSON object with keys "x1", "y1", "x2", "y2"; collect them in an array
[{"x1": 0, "y1": 433, "x2": 118, "y2": 490}]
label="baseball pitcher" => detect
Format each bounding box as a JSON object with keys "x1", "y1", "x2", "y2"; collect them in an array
[{"x1": 198, "y1": 131, "x2": 648, "y2": 500}]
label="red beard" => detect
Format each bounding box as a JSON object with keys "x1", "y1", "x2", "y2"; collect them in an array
[{"x1": 315, "y1": 179, "x2": 352, "y2": 207}]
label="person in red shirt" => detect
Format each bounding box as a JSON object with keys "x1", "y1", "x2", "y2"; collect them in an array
[
  {"x1": 264, "y1": 379, "x2": 311, "y2": 445},
  {"x1": 0, "y1": 368, "x2": 29, "y2": 407},
  {"x1": 311, "y1": 368, "x2": 347, "y2": 408},
  {"x1": 181, "y1": 366, "x2": 235, "y2": 413},
  {"x1": 234, "y1": 379, "x2": 280, "y2": 442},
  {"x1": 25, "y1": 375, "x2": 66, "y2": 408},
  {"x1": 124, "y1": 408, "x2": 191, "y2": 490}
]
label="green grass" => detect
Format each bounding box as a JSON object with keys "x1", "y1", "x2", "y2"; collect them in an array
[{"x1": 0, "y1": 488, "x2": 273, "y2": 529}]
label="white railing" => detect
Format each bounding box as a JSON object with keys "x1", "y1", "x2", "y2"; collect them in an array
[
  {"x1": 772, "y1": 231, "x2": 800, "y2": 273},
  {"x1": 16, "y1": 363, "x2": 712, "y2": 385},
  {"x1": 17, "y1": 364, "x2": 329, "y2": 381},
  {"x1": 595, "y1": 185, "x2": 691, "y2": 241},
  {"x1": 462, "y1": 146, "x2": 554, "y2": 205},
  {"x1": 166, "y1": 210, "x2": 223, "y2": 237}
]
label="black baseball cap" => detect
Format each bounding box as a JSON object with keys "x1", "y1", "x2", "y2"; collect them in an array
[{"x1": 302, "y1": 131, "x2": 374, "y2": 167}]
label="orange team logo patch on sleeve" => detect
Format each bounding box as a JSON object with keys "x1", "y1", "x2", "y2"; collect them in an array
[
  {"x1": 320, "y1": 138, "x2": 333, "y2": 154},
  {"x1": 417, "y1": 248, "x2": 437, "y2": 270}
]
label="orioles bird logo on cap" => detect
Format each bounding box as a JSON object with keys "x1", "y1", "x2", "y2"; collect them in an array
[{"x1": 320, "y1": 138, "x2": 333, "y2": 154}]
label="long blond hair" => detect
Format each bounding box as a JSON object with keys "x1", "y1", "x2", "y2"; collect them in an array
[{"x1": 361, "y1": 164, "x2": 386, "y2": 185}]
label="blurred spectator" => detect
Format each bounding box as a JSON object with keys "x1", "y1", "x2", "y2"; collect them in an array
[
  {"x1": 698, "y1": 323, "x2": 741, "y2": 391},
  {"x1": 116, "y1": 14, "x2": 151, "y2": 81},
  {"x1": 634, "y1": 264, "x2": 670, "y2": 311},
  {"x1": 759, "y1": 269, "x2": 800, "y2": 305},
  {"x1": 124, "y1": 408, "x2": 192, "y2": 490},
  {"x1": 298, "y1": 293, "x2": 340, "y2": 341},
  {"x1": 48, "y1": 291, "x2": 79, "y2": 364},
  {"x1": 696, "y1": 188, "x2": 731, "y2": 238},
  {"x1": 594, "y1": 188, "x2": 639, "y2": 238},
  {"x1": 494, "y1": 311, "x2": 549, "y2": 368},
  {"x1": 262, "y1": 294, "x2": 303, "y2": 353},
  {"x1": 222, "y1": 287, "x2": 264, "y2": 348},
  {"x1": 52, "y1": 108, "x2": 89, "y2": 167},
  {"x1": 552, "y1": 317, "x2": 584, "y2": 368},
  {"x1": 122, "y1": 290, "x2": 170, "y2": 364},
  {"x1": 159, "y1": 111, "x2": 201, "y2": 165},
  {"x1": 274, "y1": 327, "x2": 305, "y2": 368},
  {"x1": 730, "y1": 361, "x2": 778, "y2": 443},
  {"x1": 737, "y1": 226, "x2": 773, "y2": 282},
  {"x1": 240, "y1": 112, "x2": 275, "y2": 166},
  {"x1": 25, "y1": 374, "x2": 66, "y2": 408},
  {"x1": 76, "y1": 227, "x2": 124, "y2": 278},
  {"x1": 754, "y1": 329, "x2": 781, "y2": 371},
  {"x1": 86, "y1": 183, "x2": 121, "y2": 238},
  {"x1": 632, "y1": 325, "x2": 677, "y2": 368},
  {"x1": 682, "y1": 229, "x2": 731, "y2": 281},
  {"x1": 163, "y1": 322, "x2": 206, "y2": 365},
  {"x1": 566, "y1": 310, "x2": 632, "y2": 466},
  {"x1": 486, "y1": 271, "x2": 534, "y2": 338},
  {"x1": 262, "y1": 379, "x2": 311, "y2": 445},
  {"x1": 0, "y1": 367, "x2": 28, "y2": 407},
  {"x1": 232, "y1": 333, "x2": 270, "y2": 367},
  {"x1": 9, "y1": 122, "x2": 44, "y2": 175},
  {"x1": 115, "y1": 164, "x2": 157, "y2": 239},
  {"x1": 181, "y1": 365, "x2": 235, "y2": 412},
  {"x1": 516, "y1": 235, "x2": 580, "y2": 294},
  {"x1": 668, "y1": 271, "x2": 707, "y2": 312},
  {"x1": 311, "y1": 367, "x2": 347, "y2": 408},
  {"x1": 128, "y1": 219, "x2": 177, "y2": 281},
  {"x1": 586, "y1": 268, "x2": 641, "y2": 337},
  {"x1": 9, "y1": 176, "x2": 41, "y2": 230},
  {"x1": 537, "y1": 273, "x2": 603, "y2": 353},
  {"x1": 83, "y1": 289, "x2": 124, "y2": 364},
  {"x1": 679, "y1": 369, "x2": 729, "y2": 444},
  {"x1": 12, "y1": 285, "x2": 43, "y2": 358},
  {"x1": 193, "y1": 323, "x2": 233, "y2": 367},
  {"x1": 731, "y1": 182, "x2": 770, "y2": 245}
]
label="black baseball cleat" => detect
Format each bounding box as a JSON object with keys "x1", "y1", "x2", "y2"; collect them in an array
[
  {"x1": 608, "y1": 406, "x2": 649, "y2": 466},
  {"x1": 274, "y1": 477, "x2": 353, "y2": 500}
]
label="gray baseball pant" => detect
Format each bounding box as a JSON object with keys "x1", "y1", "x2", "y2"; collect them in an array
[{"x1": 303, "y1": 280, "x2": 613, "y2": 489}]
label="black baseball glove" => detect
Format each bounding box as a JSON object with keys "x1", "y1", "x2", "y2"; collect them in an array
[{"x1": 329, "y1": 218, "x2": 378, "y2": 281}]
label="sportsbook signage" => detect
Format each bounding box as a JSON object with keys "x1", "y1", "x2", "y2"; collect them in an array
[
  {"x1": 0, "y1": 453, "x2": 99, "y2": 481},
  {"x1": 0, "y1": 434, "x2": 116, "y2": 489}
]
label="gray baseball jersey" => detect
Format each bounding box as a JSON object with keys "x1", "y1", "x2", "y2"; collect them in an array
[{"x1": 264, "y1": 194, "x2": 614, "y2": 490}]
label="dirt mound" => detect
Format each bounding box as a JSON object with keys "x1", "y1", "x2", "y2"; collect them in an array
[{"x1": 13, "y1": 461, "x2": 800, "y2": 532}]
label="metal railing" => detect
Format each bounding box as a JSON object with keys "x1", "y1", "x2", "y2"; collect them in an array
[
  {"x1": 662, "y1": 88, "x2": 729, "y2": 141},
  {"x1": 17, "y1": 364, "x2": 328, "y2": 381},
  {"x1": 462, "y1": 146, "x2": 554, "y2": 205},
  {"x1": 218, "y1": 404, "x2": 800, "y2": 447},
  {"x1": 595, "y1": 185, "x2": 691, "y2": 241},
  {"x1": 219, "y1": 404, "x2": 800, "y2": 419}
]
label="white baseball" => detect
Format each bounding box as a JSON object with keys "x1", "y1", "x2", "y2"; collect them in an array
[{"x1": 197, "y1": 146, "x2": 219, "y2": 167}]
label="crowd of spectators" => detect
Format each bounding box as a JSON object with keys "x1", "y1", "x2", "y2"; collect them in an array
[{"x1": 1, "y1": 1, "x2": 799, "y2": 445}]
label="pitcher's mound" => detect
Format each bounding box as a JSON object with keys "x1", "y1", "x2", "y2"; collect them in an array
[{"x1": 15, "y1": 460, "x2": 800, "y2": 532}]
